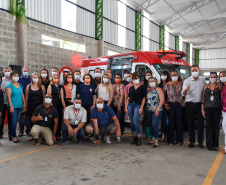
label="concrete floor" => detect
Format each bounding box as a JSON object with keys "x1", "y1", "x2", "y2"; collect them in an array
[{"x1": 0, "y1": 124, "x2": 225, "y2": 185}]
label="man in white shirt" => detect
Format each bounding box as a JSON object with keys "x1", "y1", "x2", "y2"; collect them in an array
[
  {"x1": 61, "y1": 97, "x2": 87, "y2": 145},
  {"x1": 0, "y1": 67, "x2": 12, "y2": 139},
  {"x1": 182, "y1": 65, "x2": 206, "y2": 148}
]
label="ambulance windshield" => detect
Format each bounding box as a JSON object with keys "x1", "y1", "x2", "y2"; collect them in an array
[{"x1": 153, "y1": 64, "x2": 191, "y2": 81}]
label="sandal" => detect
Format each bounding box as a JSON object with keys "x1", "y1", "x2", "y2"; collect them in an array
[
  {"x1": 154, "y1": 140, "x2": 159, "y2": 147},
  {"x1": 148, "y1": 138, "x2": 155, "y2": 145},
  {"x1": 160, "y1": 133, "x2": 165, "y2": 142},
  {"x1": 176, "y1": 143, "x2": 183, "y2": 146}
]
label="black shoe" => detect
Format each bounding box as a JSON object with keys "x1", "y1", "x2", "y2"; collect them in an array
[
  {"x1": 9, "y1": 136, "x2": 13, "y2": 141},
  {"x1": 207, "y1": 148, "x2": 213, "y2": 151},
  {"x1": 212, "y1": 147, "x2": 218, "y2": 151},
  {"x1": 26, "y1": 133, "x2": 31, "y2": 137},
  {"x1": 18, "y1": 132, "x2": 24, "y2": 137},
  {"x1": 13, "y1": 138, "x2": 19, "y2": 143},
  {"x1": 188, "y1": 143, "x2": 194, "y2": 148},
  {"x1": 199, "y1": 143, "x2": 205, "y2": 148},
  {"x1": 131, "y1": 136, "x2": 137, "y2": 144},
  {"x1": 136, "y1": 137, "x2": 141, "y2": 146}
]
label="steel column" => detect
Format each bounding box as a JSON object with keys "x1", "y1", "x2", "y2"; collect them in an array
[
  {"x1": 175, "y1": 36, "x2": 179, "y2": 51},
  {"x1": 95, "y1": 0, "x2": 103, "y2": 40},
  {"x1": 159, "y1": 26, "x2": 165, "y2": 50},
  {"x1": 195, "y1": 49, "x2": 199, "y2": 66},
  {"x1": 186, "y1": 43, "x2": 190, "y2": 64},
  {"x1": 135, "y1": 11, "x2": 142, "y2": 51}
]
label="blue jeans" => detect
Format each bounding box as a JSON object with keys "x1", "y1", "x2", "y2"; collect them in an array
[
  {"x1": 8, "y1": 108, "x2": 22, "y2": 137},
  {"x1": 167, "y1": 102, "x2": 184, "y2": 144},
  {"x1": 147, "y1": 110, "x2": 163, "y2": 139},
  {"x1": 128, "y1": 102, "x2": 141, "y2": 136},
  {"x1": 161, "y1": 107, "x2": 169, "y2": 134},
  {"x1": 61, "y1": 124, "x2": 86, "y2": 142}
]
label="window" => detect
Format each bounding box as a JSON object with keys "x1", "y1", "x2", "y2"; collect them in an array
[
  {"x1": 42, "y1": 35, "x2": 86, "y2": 53},
  {"x1": 135, "y1": 65, "x2": 151, "y2": 82}
]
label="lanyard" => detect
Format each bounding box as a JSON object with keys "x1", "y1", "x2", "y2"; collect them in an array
[
  {"x1": 74, "y1": 109, "x2": 80, "y2": 119},
  {"x1": 44, "y1": 107, "x2": 50, "y2": 115},
  {"x1": 54, "y1": 84, "x2": 60, "y2": 92}
]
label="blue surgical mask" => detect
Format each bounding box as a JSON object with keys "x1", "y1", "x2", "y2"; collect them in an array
[{"x1": 23, "y1": 72, "x2": 29, "y2": 77}]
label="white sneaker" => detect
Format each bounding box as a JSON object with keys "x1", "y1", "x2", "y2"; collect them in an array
[
  {"x1": 105, "y1": 136, "x2": 111, "y2": 144},
  {"x1": 117, "y1": 136, "x2": 121, "y2": 142}
]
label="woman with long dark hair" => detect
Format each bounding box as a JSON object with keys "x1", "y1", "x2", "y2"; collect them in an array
[
  {"x1": 40, "y1": 68, "x2": 50, "y2": 92},
  {"x1": 158, "y1": 71, "x2": 170, "y2": 141}
]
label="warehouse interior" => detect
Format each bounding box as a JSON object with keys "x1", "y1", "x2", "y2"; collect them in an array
[{"x1": 0, "y1": 0, "x2": 226, "y2": 185}]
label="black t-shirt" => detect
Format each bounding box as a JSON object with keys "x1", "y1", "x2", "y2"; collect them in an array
[
  {"x1": 74, "y1": 81, "x2": 84, "y2": 94},
  {"x1": 32, "y1": 104, "x2": 59, "y2": 128},
  {"x1": 129, "y1": 85, "x2": 146, "y2": 105},
  {"x1": 91, "y1": 78, "x2": 101, "y2": 89}
]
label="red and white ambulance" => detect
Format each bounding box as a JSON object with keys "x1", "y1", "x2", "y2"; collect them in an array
[{"x1": 81, "y1": 50, "x2": 191, "y2": 82}]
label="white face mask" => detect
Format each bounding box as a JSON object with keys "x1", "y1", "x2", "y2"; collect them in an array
[
  {"x1": 5, "y1": 72, "x2": 11, "y2": 78},
  {"x1": 149, "y1": 82, "x2": 156, "y2": 87},
  {"x1": 161, "y1": 75, "x2": 167, "y2": 81},
  {"x1": 145, "y1": 76, "x2": 151, "y2": 81},
  {"x1": 127, "y1": 77, "x2": 132, "y2": 82},
  {"x1": 171, "y1": 76, "x2": 178, "y2": 82},
  {"x1": 133, "y1": 79, "x2": 140, "y2": 85},
  {"x1": 97, "y1": 103, "x2": 104, "y2": 110},
  {"x1": 45, "y1": 98, "x2": 52, "y2": 104},
  {"x1": 103, "y1": 78, "x2": 108, "y2": 83},
  {"x1": 192, "y1": 72, "x2": 199, "y2": 78},
  {"x1": 41, "y1": 73, "x2": 47, "y2": 78},
  {"x1": 52, "y1": 72, "x2": 57, "y2": 76},
  {"x1": 33, "y1": 78, "x2": 39, "y2": 83},
  {"x1": 220, "y1": 77, "x2": 226, "y2": 83},
  {"x1": 124, "y1": 74, "x2": 128, "y2": 78},
  {"x1": 74, "y1": 104, "x2": 81, "y2": 109},
  {"x1": 74, "y1": 75, "x2": 80, "y2": 81},
  {"x1": 209, "y1": 78, "x2": 217, "y2": 83},
  {"x1": 12, "y1": 77, "x2": 19, "y2": 82},
  {"x1": 95, "y1": 73, "x2": 101, "y2": 78}
]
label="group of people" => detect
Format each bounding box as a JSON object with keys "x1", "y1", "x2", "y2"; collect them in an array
[{"x1": 0, "y1": 65, "x2": 225, "y2": 154}]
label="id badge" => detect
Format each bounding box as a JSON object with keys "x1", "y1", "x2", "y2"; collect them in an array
[
  {"x1": 45, "y1": 117, "x2": 48, "y2": 121},
  {"x1": 210, "y1": 95, "x2": 214, "y2": 101}
]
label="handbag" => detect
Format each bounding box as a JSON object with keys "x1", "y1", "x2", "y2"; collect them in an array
[{"x1": 19, "y1": 112, "x2": 30, "y2": 127}]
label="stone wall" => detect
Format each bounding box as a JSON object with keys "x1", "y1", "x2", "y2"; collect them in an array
[
  {"x1": 0, "y1": 11, "x2": 17, "y2": 73},
  {"x1": 0, "y1": 10, "x2": 132, "y2": 75}
]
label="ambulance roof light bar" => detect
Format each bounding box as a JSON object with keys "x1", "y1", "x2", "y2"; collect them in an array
[{"x1": 156, "y1": 50, "x2": 186, "y2": 60}]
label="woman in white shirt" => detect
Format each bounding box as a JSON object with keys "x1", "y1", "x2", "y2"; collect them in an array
[{"x1": 96, "y1": 74, "x2": 114, "y2": 106}]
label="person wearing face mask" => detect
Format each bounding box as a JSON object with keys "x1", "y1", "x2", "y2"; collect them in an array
[
  {"x1": 30, "y1": 94, "x2": 58, "y2": 146},
  {"x1": 163, "y1": 71, "x2": 184, "y2": 146},
  {"x1": 23, "y1": 73, "x2": 45, "y2": 138},
  {"x1": 86, "y1": 97, "x2": 121, "y2": 146},
  {"x1": 220, "y1": 71, "x2": 226, "y2": 154},
  {"x1": 0, "y1": 67, "x2": 12, "y2": 139},
  {"x1": 61, "y1": 97, "x2": 87, "y2": 145},
  {"x1": 47, "y1": 73, "x2": 63, "y2": 140},
  {"x1": 74, "y1": 70, "x2": 83, "y2": 94},
  {"x1": 143, "y1": 71, "x2": 153, "y2": 141},
  {"x1": 40, "y1": 68, "x2": 50, "y2": 91},
  {"x1": 96, "y1": 74, "x2": 114, "y2": 106},
  {"x1": 125, "y1": 72, "x2": 146, "y2": 146},
  {"x1": 124, "y1": 72, "x2": 133, "y2": 108},
  {"x1": 105, "y1": 68, "x2": 114, "y2": 84},
  {"x1": 61, "y1": 73, "x2": 76, "y2": 112},
  {"x1": 91, "y1": 67, "x2": 102, "y2": 89},
  {"x1": 122, "y1": 69, "x2": 130, "y2": 86},
  {"x1": 146, "y1": 77, "x2": 164, "y2": 147},
  {"x1": 158, "y1": 71, "x2": 170, "y2": 142},
  {"x1": 18, "y1": 67, "x2": 31, "y2": 97},
  {"x1": 77, "y1": 74, "x2": 96, "y2": 124},
  {"x1": 112, "y1": 73, "x2": 125, "y2": 139},
  {"x1": 201, "y1": 72, "x2": 222, "y2": 151},
  {"x1": 182, "y1": 65, "x2": 206, "y2": 148},
  {"x1": 6, "y1": 70, "x2": 26, "y2": 143}
]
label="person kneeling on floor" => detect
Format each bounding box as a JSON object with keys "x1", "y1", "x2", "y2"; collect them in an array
[
  {"x1": 31, "y1": 94, "x2": 58, "y2": 146},
  {"x1": 61, "y1": 97, "x2": 87, "y2": 145},
  {"x1": 85, "y1": 97, "x2": 121, "y2": 147}
]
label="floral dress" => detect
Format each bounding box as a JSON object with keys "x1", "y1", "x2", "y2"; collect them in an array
[
  {"x1": 146, "y1": 88, "x2": 162, "y2": 112},
  {"x1": 113, "y1": 84, "x2": 124, "y2": 107}
]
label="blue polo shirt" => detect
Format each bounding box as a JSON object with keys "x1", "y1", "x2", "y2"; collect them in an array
[
  {"x1": 91, "y1": 105, "x2": 116, "y2": 127},
  {"x1": 18, "y1": 75, "x2": 31, "y2": 96},
  {"x1": 77, "y1": 84, "x2": 96, "y2": 107}
]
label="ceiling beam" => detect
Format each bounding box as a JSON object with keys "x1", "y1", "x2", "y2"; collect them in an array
[{"x1": 164, "y1": 0, "x2": 215, "y2": 25}]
